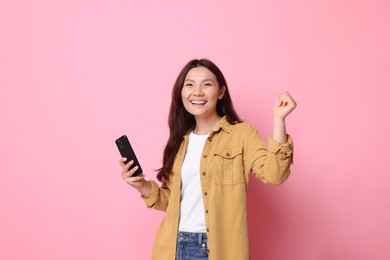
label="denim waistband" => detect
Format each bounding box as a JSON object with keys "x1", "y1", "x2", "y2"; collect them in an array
[{"x1": 177, "y1": 231, "x2": 207, "y2": 247}]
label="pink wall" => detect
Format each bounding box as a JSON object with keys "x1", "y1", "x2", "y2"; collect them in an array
[{"x1": 1, "y1": 0, "x2": 389, "y2": 259}]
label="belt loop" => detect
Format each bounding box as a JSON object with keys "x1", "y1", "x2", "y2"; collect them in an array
[{"x1": 198, "y1": 232, "x2": 202, "y2": 247}]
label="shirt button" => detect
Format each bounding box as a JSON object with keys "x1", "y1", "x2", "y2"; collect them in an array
[
  {"x1": 203, "y1": 155, "x2": 207, "y2": 158},
  {"x1": 205, "y1": 210, "x2": 208, "y2": 213},
  {"x1": 208, "y1": 137, "x2": 212, "y2": 142},
  {"x1": 226, "y1": 152, "x2": 230, "y2": 157},
  {"x1": 204, "y1": 192, "x2": 207, "y2": 196},
  {"x1": 202, "y1": 172, "x2": 206, "y2": 176},
  {"x1": 207, "y1": 228, "x2": 209, "y2": 232}
]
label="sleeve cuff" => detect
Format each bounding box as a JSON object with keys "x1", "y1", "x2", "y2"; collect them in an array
[
  {"x1": 141, "y1": 180, "x2": 159, "y2": 208},
  {"x1": 268, "y1": 134, "x2": 294, "y2": 160}
]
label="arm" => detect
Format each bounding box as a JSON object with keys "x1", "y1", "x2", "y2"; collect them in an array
[
  {"x1": 272, "y1": 92, "x2": 297, "y2": 143},
  {"x1": 246, "y1": 129, "x2": 294, "y2": 185},
  {"x1": 119, "y1": 158, "x2": 170, "y2": 211},
  {"x1": 247, "y1": 92, "x2": 296, "y2": 184},
  {"x1": 141, "y1": 179, "x2": 171, "y2": 211}
]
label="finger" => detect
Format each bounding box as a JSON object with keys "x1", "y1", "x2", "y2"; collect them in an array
[
  {"x1": 284, "y1": 95, "x2": 297, "y2": 108},
  {"x1": 280, "y1": 91, "x2": 292, "y2": 99},
  {"x1": 128, "y1": 164, "x2": 139, "y2": 177},
  {"x1": 279, "y1": 93, "x2": 296, "y2": 107},
  {"x1": 275, "y1": 98, "x2": 284, "y2": 107},
  {"x1": 277, "y1": 98, "x2": 288, "y2": 107},
  {"x1": 278, "y1": 92, "x2": 290, "y2": 102},
  {"x1": 119, "y1": 157, "x2": 127, "y2": 168},
  {"x1": 122, "y1": 165, "x2": 139, "y2": 178},
  {"x1": 277, "y1": 93, "x2": 288, "y2": 105},
  {"x1": 120, "y1": 161, "x2": 135, "y2": 178},
  {"x1": 125, "y1": 174, "x2": 145, "y2": 182},
  {"x1": 124, "y1": 175, "x2": 145, "y2": 187},
  {"x1": 123, "y1": 160, "x2": 135, "y2": 172}
]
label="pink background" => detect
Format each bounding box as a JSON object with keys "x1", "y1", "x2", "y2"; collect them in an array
[{"x1": 1, "y1": 0, "x2": 389, "y2": 259}]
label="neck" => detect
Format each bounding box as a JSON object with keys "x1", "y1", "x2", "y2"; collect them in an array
[{"x1": 193, "y1": 114, "x2": 222, "y2": 135}]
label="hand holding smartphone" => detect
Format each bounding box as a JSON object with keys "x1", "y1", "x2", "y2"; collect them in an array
[{"x1": 115, "y1": 135, "x2": 143, "y2": 177}]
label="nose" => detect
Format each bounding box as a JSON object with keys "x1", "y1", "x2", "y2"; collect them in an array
[{"x1": 193, "y1": 84, "x2": 204, "y2": 96}]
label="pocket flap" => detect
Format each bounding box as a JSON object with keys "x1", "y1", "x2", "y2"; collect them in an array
[{"x1": 214, "y1": 147, "x2": 242, "y2": 159}]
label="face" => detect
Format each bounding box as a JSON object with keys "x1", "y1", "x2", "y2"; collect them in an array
[{"x1": 181, "y1": 66, "x2": 225, "y2": 120}]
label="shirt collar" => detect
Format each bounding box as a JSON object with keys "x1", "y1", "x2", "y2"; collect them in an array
[
  {"x1": 217, "y1": 116, "x2": 233, "y2": 133},
  {"x1": 183, "y1": 116, "x2": 233, "y2": 138}
]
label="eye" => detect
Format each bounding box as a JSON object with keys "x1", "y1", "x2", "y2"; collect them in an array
[
  {"x1": 204, "y1": 83, "x2": 212, "y2": 87},
  {"x1": 184, "y1": 83, "x2": 193, "y2": 87}
]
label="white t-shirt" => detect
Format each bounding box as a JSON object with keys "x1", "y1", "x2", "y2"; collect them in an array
[{"x1": 178, "y1": 131, "x2": 209, "y2": 232}]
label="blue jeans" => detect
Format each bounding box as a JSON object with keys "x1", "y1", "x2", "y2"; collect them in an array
[{"x1": 176, "y1": 232, "x2": 209, "y2": 260}]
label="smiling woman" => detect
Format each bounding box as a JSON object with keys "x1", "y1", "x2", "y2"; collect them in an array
[
  {"x1": 118, "y1": 59, "x2": 297, "y2": 260},
  {"x1": 181, "y1": 67, "x2": 226, "y2": 133}
]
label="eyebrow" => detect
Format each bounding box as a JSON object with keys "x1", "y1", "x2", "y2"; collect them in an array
[{"x1": 184, "y1": 78, "x2": 215, "y2": 82}]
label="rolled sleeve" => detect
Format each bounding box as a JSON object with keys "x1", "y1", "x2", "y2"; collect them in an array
[
  {"x1": 141, "y1": 180, "x2": 160, "y2": 208},
  {"x1": 268, "y1": 134, "x2": 294, "y2": 162},
  {"x1": 248, "y1": 129, "x2": 294, "y2": 185},
  {"x1": 141, "y1": 180, "x2": 171, "y2": 211}
]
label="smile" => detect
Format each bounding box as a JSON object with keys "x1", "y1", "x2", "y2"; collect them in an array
[{"x1": 190, "y1": 101, "x2": 207, "y2": 105}]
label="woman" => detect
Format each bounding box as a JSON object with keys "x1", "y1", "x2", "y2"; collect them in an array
[{"x1": 119, "y1": 59, "x2": 296, "y2": 260}]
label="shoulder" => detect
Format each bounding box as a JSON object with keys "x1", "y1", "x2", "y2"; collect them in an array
[
  {"x1": 218, "y1": 117, "x2": 259, "y2": 137},
  {"x1": 230, "y1": 121, "x2": 257, "y2": 133},
  {"x1": 220, "y1": 122, "x2": 260, "y2": 144}
]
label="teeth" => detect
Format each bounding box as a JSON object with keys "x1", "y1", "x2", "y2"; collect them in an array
[{"x1": 191, "y1": 101, "x2": 206, "y2": 105}]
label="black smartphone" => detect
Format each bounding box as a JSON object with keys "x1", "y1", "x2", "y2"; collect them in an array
[{"x1": 115, "y1": 135, "x2": 143, "y2": 177}]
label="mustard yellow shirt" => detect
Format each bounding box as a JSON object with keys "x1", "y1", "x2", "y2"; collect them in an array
[{"x1": 142, "y1": 116, "x2": 293, "y2": 260}]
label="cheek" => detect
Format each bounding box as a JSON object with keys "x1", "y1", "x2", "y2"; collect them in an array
[{"x1": 181, "y1": 88, "x2": 191, "y2": 100}]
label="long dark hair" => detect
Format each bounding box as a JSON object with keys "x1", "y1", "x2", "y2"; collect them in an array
[{"x1": 156, "y1": 59, "x2": 242, "y2": 182}]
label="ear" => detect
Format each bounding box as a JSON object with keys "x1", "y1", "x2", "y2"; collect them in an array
[{"x1": 218, "y1": 85, "x2": 226, "y2": 99}]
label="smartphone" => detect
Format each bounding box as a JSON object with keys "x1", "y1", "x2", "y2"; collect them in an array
[{"x1": 115, "y1": 135, "x2": 143, "y2": 177}]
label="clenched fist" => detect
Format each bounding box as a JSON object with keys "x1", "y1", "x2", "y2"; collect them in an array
[{"x1": 273, "y1": 92, "x2": 297, "y2": 120}]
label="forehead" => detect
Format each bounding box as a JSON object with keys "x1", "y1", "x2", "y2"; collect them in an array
[{"x1": 185, "y1": 66, "x2": 217, "y2": 81}]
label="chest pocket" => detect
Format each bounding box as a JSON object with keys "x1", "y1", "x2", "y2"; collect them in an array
[{"x1": 213, "y1": 147, "x2": 244, "y2": 185}]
